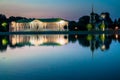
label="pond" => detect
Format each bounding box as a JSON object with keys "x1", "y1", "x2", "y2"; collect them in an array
[{"x1": 0, "y1": 34, "x2": 120, "y2": 80}]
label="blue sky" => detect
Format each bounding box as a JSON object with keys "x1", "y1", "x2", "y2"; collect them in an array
[{"x1": 0, "y1": 0, "x2": 120, "y2": 20}]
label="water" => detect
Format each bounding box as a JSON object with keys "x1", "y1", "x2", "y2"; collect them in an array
[{"x1": 0, "y1": 34, "x2": 120, "y2": 80}]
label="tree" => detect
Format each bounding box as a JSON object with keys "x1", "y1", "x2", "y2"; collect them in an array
[
  {"x1": 118, "y1": 18, "x2": 120, "y2": 28},
  {"x1": 0, "y1": 14, "x2": 6, "y2": 21},
  {"x1": 0, "y1": 14, "x2": 8, "y2": 32},
  {"x1": 86, "y1": 23, "x2": 93, "y2": 31},
  {"x1": 78, "y1": 16, "x2": 90, "y2": 30},
  {"x1": 68, "y1": 21, "x2": 78, "y2": 31},
  {"x1": 99, "y1": 21, "x2": 106, "y2": 31},
  {"x1": 2, "y1": 22, "x2": 7, "y2": 27},
  {"x1": 8, "y1": 16, "x2": 27, "y2": 22},
  {"x1": 112, "y1": 19, "x2": 118, "y2": 29},
  {"x1": 95, "y1": 13, "x2": 100, "y2": 23},
  {"x1": 103, "y1": 12, "x2": 113, "y2": 29},
  {"x1": 0, "y1": 22, "x2": 8, "y2": 32}
]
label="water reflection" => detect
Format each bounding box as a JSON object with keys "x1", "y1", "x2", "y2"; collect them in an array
[
  {"x1": 0, "y1": 34, "x2": 120, "y2": 52},
  {"x1": 10, "y1": 35, "x2": 68, "y2": 46}
]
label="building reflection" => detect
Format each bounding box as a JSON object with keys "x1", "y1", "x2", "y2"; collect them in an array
[
  {"x1": 9, "y1": 35, "x2": 68, "y2": 46},
  {"x1": 0, "y1": 34, "x2": 120, "y2": 53}
]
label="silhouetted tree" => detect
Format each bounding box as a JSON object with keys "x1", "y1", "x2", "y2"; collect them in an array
[
  {"x1": 8, "y1": 16, "x2": 27, "y2": 22},
  {"x1": 103, "y1": 12, "x2": 113, "y2": 29},
  {"x1": 112, "y1": 19, "x2": 118, "y2": 29},
  {"x1": 0, "y1": 14, "x2": 9, "y2": 32},
  {"x1": 0, "y1": 14, "x2": 7, "y2": 20},
  {"x1": 118, "y1": 18, "x2": 120, "y2": 28},
  {"x1": 78, "y1": 16, "x2": 90, "y2": 30},
  {"x1": 68, "y1": 21, "x2": 78, "y2": 31},
  {"x1": 94, "y1": 13, "x2": 101, "y2": 23}
]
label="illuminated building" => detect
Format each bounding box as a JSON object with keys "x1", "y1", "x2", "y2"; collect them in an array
[
  {"x1": 101, "y1": 13, "x2": 106, "y2": 19},
  {"x1": 90, "y1": 4, "x2": 96, "y2": 24},
  {"x1": 9, "y1": 18, "x2": 69, "y2": 32}
]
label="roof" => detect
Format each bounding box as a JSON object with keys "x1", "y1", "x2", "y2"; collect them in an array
[
  {"x1": 16, "y1": 19, "x2": 34, "y2": 23},
  {"x1": 38, "y1": 18, "x2": 64, "y2": 22},
  {"x1": 15, "y1": 18, "x2": 68, "y2": 23},
  {"x1": 16, "y1": 18, "x2": 67, "y2": 23}
]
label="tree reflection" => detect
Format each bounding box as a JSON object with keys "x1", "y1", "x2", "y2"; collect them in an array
[
  {"x1": 0, "y1": 35, "x2": 9, "y2": 52},
  {"x1": 78, "y1": 34, "x2": 90, "y2": 47},
  {"x1": 69, "y1": 34, "x2": 114, "y2": 52}
]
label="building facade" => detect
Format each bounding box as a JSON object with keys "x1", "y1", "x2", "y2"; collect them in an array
[{"x1": 9, "y1": 18, "x2": 69, "y2": 32}]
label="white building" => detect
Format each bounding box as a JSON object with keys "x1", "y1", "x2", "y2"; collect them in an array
[{"x1": 9, "y1": 18, "x2": 69, "y2": 32}]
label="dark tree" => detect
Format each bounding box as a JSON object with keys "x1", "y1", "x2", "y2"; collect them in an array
[
  {"x1": 68, "y1": 21, "x2": 78, "y2": 31},
  {"x1": 112, "y1": 19, "x2": 118, "y2": 29},
  {"x1": 0, "y1": 14, "x2": 9, "y2": 32},
  {"x1": 0, "y1": 14, "x2": 7, "y2": 21},
  {"x1": 118, "y1": 18, "x2": 120, "y2": 28},
  {"x1": 8, "y1": 16, "x2": 27, "y2": 22},
  {"x1": 78, "y1": 16, "x2": 90, "y2": 30},
  {"x1": 94, "y1": 13, "x2": 100, "y2": 23},
  {"x1": 104, "y1": 12, "x2": 113, "y2": 29}
]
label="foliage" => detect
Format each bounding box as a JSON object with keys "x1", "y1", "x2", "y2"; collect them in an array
[
  {"x1": 99, "y1": 22, "x2": 105, "y2": 31},
  {"x1": 87, "y1": 23, "x2": 93, "y2": 31},
  {"x1": 1, "y1": 22, "x2": 7, "y2": 27},
  {"x1": 68, "y1": 21, "x2": 78, "y2": 31}
]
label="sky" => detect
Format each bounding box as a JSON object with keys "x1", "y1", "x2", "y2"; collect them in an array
[{"x1": 0, "y1": 0, "x2": 120, "y2": 20}]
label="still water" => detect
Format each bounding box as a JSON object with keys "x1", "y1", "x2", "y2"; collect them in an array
[{"x1": 0, "y1": 34, "x2": 120, "y2": 80}]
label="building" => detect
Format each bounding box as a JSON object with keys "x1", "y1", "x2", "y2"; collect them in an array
[
  {"x1": 89, "y1": 5, "x2": 106, "y2": 31},
  {"x1": 9, "y1": 18, "x2": 69, "y2": 32},
  {"x1": 101, "y1": 13, "x2": 106, "y2": 20},
  {"x1": 90, "y1": 5, "x2": 96, "y2": 24}
]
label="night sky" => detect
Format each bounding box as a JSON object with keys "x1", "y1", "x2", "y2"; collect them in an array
[{"x1": 0, "y1": 0, "x2": 120, "y2": 20}]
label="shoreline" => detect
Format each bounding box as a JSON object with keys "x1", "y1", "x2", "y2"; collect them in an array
[{"x1": 0, "y1": 30, "x2": 119, "y2": 35}]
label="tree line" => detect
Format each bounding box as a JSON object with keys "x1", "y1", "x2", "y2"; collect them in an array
[
  {"x1": 69, "y1": 12, "x2": 120, "y2": 31},
  {"x1": 0, "y1": 14, "x2": 28, "y2": 32},
  {"x1": 0, "y1": 12, "x2": 120, "y2": 32}
]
